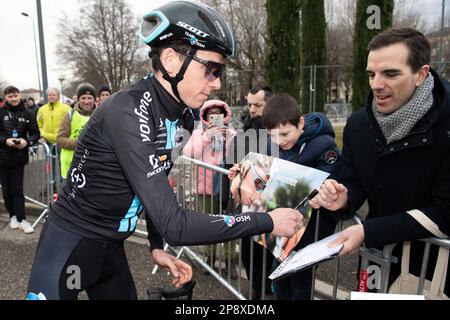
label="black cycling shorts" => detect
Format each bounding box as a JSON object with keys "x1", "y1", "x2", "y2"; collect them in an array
[{"x1": 27, "y1": 220, "x2": 137, "y2": 300}]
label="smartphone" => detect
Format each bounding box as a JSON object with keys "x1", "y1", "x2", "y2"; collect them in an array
[{"x1": 210, "y1": 114, "x2": 224, "y2": 127}]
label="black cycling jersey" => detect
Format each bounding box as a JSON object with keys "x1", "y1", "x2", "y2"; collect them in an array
[{"x1": 49, "y1": 76, "x2": 273, "y2": 248}]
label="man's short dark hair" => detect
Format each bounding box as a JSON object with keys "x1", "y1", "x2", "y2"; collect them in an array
[
  {"x1": 368, "y1": 27, "x2": 431, "y2": 73},
  {"x1": 150, "y1": 40, "x2": 192, "y2": 73},
  {"x1": 249, "y1": 85, "x2": 273, "y2": 102},
  {"x1": 262, "y1": 93, "x2": 302, "y2": 130},
  {"x1": 3, "y1": 86, "x2": 19, "y2": 96}
]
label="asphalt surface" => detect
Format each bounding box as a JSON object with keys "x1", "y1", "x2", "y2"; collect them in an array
[
  {"x1": 0, "y1": 206, "x2": 241, "y2": 300},
  {"x1": 0, "y1": 200, "x2": 363, "y2": 300}
]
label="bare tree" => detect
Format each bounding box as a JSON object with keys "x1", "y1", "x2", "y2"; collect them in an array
[
  {"x1": 325, "y1": 0, "x2": 356, "y2": 102},
  {"x1": 0, "y1": 77, "x2": 6, "y2": 94},
  {"x1": 56, "y1": 0, "x2": 149, "y2": 92},
  {"x1": 325, "y1": 0, "x2": 356, "y2": 32},
  {"x1": 393, "y1": 0, "x2": 429, "y2": 31},
  {"x1": 204, "y1": 0, "x2": 267, "y2": 104}
]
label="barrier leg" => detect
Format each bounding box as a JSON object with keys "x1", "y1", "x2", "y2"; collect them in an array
[{"x1": 31, "y1": 208, "x2": 48, "y2": 229}]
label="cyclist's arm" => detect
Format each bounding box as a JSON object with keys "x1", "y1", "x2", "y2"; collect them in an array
[{"x1": 103, "y1": 96, "x2": 274, "y2": 246}]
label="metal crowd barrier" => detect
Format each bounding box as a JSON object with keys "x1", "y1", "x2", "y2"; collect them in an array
[
  {"x1": 0, "y1": 142, "x2": 56, "y2": 228},
  {"x1": 142, "y1": 156, "x2": 449, "y2": 300},
  {"x1": 0, "y1": 142, "x2": 62, "y2": 229},
  {"x1": 9, "y1": 144, "x2": 446, "y2": 300},
  {"x1": 138, "y1": 155, "x2": 347, "y2": 300},
  {"x1": 353, "y1": 215, "x2": 450, "y2": 297}
]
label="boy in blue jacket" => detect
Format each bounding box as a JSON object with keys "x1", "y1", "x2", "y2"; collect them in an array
[{"x1": 261, "y1": 93, "x2": 341, "y2": 300}]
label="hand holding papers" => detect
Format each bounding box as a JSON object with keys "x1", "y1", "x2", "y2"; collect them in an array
[{"x1": 269, "y1": 233, "x2": 344, "y2": 280}]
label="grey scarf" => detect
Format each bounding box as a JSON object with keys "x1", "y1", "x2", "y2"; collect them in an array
[{"x1": 372, "y1": 73, "x2": 434, "y2": 144}]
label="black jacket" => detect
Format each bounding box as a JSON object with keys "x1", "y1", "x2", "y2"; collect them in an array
[
  {"x1": 222, "y1": 115, "x2": 268, "y2": 210},
  {"x1": 49, "y1": 75, "x2": 273, "y2": 248},
  {"x1": 26, "y1": 104, "x2": 40, "y2": 121},
  {"x1": 0, "y1": 101, "x2": 40, "y2": 166},
  {"x1": 338, "y1": 69, "x2": 450, "y2": 245},
  {"x1": 337, "y1": 69, "x2": 450, "y2": 291},
  {"x1": 277, "y1": 112, "x2": 341, "y2": 177}
]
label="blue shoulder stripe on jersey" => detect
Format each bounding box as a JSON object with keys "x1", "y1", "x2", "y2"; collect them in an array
[{"x1": 165, "y1": 118, "x2": 179, "y2": 149}]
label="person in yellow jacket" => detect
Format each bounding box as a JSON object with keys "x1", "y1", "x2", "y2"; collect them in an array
[
  {"x1": 37, "y1": 88, "x2": 71, "y2": 192},
  {"x1": 37, "y1": 88, "x2": 71, "y2": 145},
  {"x1": 57, "y1": 83, "x2": 97, "y2": 179}
]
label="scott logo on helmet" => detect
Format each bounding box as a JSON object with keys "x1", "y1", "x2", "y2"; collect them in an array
[{"x1": 176, "y1": 21, "x2": 209, "y2": 38}]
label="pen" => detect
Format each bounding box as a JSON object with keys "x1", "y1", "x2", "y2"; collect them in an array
[{"x1": 294, "y1": 189, "x2": 319, "y2": 214}]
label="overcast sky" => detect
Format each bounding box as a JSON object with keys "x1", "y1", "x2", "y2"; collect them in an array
[
  {"x1": 0, "y1": 0, "x2": 447, "y2": 93},
  {"x1": 0, "y1": 0, "x2": 173, "y2": 92}
]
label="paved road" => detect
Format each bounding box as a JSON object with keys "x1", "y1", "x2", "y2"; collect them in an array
[
  {"x1": 0, "y1": 200, "x2": 362, "y2": 300},
  {"x1": 0, "y1": 204, "x2": 241, "y2": 300}
]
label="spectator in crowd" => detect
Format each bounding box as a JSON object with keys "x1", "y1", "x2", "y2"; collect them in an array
[
  {"x1": 0, "y1": 86, "x2": 40, "y2": 233},
  {"x1": 261, "y1": 93, "x2": 341, "y2": 300},
  {"x1": 98, "y1": 85, "x2": 112, "y2": 105},
  {"x1": 224, "y1": 85, "x2": 274, "y2": 299},
  {"x1": 37, "y1": 87, "x2": 71, "y2": 191},
  {"x1": 183, "y1": 99, "x2": 237, "y2": 271},
  {"x1": 71, "y1": 95, "x2": 78, "y2": 109},
  {"x1": 37, "y1": 88, "x2": 71, "y2": 145},
  {"x1": 310, "y1": 27, "x2": 450, "y2": 296},
  {"x1": 57, "y1": 83, "x2": 96, "y2": 180},
  {"x1": 26, "y1": 97, "x2": 39, "y2": 121},
  {"x1": 241, "y1": 85, "x2": 273, "y2": 131}
]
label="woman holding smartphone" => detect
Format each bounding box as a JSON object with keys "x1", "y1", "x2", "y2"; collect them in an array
[{"x1": 183, "y1": 99, "x2": 237, "y2": 270}]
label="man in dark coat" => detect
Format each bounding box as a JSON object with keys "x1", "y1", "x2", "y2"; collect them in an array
[
  {"x1": 26, "y1": 97, "x2": 39, "y2": 121},
  {"x1": 0, "y1": 86, "x2": 40, "y2": 233},
  {"x1": 311, "y1": 28, "x2": 450, "y2": 295}
]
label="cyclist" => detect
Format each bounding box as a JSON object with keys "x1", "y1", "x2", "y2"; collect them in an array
[{"x1": 27, "y1": 0, "x2": 301, "y2": 300}]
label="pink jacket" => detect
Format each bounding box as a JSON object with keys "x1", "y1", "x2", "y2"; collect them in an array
[{"x1": 183, "y1": 100, "x2": 236, "y2": 195}]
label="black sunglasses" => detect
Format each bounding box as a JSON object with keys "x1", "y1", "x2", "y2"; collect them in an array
[{"x1": 177, "y1": 51, "x2": 225, "y2": 81}]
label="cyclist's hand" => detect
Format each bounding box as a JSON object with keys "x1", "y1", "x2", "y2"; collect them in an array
[
  {"x1": 268, "y1": 208, "x2": 303, "y2": 237},
  {"x1": 152, "y1": 249, "x2": 193, "y2": 288}
]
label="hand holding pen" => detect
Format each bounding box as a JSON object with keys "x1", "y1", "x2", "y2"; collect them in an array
[{"x1": 294, "y1": 189, "x2": 319, "y2": 215}]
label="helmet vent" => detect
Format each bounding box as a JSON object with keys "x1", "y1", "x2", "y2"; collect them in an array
[
  {"x1": 197, "y1": 10, "x2": 220, "y2": 39},
  {"x1": 141, "y1": 15, "x2": 160, "y2": 38}
]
